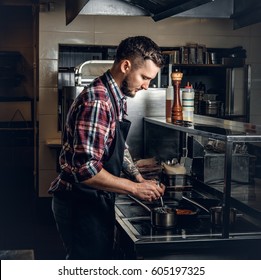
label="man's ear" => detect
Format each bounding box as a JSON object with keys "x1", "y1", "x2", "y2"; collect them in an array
[{"x1": 120, "y1": 60, "x2": 131, "y2": 74}]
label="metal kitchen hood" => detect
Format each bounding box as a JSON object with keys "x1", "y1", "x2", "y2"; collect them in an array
[
  {"x1": 232, "y1": 0, "x2": 261, "y2": 29},
  {"x1": 66, "y1": 0, "x2": 233, "y2": 25},
  {"x1": 66, "y1": 0, "x2": 261, "y2": 30}
]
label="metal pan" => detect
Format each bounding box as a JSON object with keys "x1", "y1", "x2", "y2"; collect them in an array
[
  {"x1": 175, "y1": 206, "x2": 199, "y2": 225},
  {"x1": 181, "y1": 196, "x2": 239, "y2": 227},
  {"x1": 210, "y1": 206, "x2": 237, "y2": 226},
  {"x1": 128, "y1": 195, "x2": 177, "y2": 228}
]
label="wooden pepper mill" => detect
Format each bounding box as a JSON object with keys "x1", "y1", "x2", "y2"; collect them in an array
[{"x1": 171, "y1": 70, "x2": 183, "y2": 124}]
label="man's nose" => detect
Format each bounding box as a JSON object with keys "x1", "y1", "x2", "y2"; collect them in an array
[{"x1": 141, "y1": 81, "x2": 150, "y2": 90}]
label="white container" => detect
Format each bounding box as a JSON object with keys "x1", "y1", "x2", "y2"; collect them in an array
[{"x1": 182, "y1": 82, "x2": 194, "y2": 123}]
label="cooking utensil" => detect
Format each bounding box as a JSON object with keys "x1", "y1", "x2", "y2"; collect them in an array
[
  {"x1": 173, "y1": 196, "x2": 210, "y2": 225},
  {"x1": 159, "y1": 194, "x2": 164, "y2": 208},
  {"x1": 210, "y1": 206, "x2": 237, "y2": 226},
  {"x1": 128, "y1": 195, "x2": 177, "y2": 228},
  {"x1": 181, "y1": 196, "x2": 210, "y2": 213},
  {"x1": 181, "y1": 196, "x2": 240, "y2": 227},
  {"x1": 175, "y1": 208, "x2": 198, "y2": 225}
]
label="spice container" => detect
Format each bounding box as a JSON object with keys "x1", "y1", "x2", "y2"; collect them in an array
[{"x1": 171, "y1": 70, "x2": 183, "y2": 124}]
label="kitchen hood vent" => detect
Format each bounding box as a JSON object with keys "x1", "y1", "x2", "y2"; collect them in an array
[
  {"x1": 66, "y1": 0, "x2": 261, "y2": 29},
  {"x1": 65, "y1": 0, "x2": 89, "y2": 25},
  {"x1": 66, "y1": 0, "x2": 233, "y2": 25},
  {"x1": 134, "y1": 0, "x2": 215, "y2": 22}
]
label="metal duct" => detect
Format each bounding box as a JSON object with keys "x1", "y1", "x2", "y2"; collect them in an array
[
  {"x1": 151, "y1": 0, "x2": 214, "y2": 21},
  {"x1": 65, "y1": 0, "x2": 261, "y2": 29},
  {"x1": 75, "y1": 0, "x2": 233, "y2": 21},
  {"x1": 79, "y1": 0, "x2": 148, "y2": 17}
]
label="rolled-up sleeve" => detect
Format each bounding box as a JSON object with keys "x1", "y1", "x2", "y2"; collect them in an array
[
  {"x1": 62, "y1": 98, "x2": 115, "y2": 182},
  {"x1": 76, "y1": 99, "x2": 114, "y2": 181}
]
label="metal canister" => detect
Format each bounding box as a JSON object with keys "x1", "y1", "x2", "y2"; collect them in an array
[
  {"x1": 201, "y1": 100, "x2": 221, "y2": 116},
  {"x1": 210, "y1": 206, "x2": 237, "y2": 226}
]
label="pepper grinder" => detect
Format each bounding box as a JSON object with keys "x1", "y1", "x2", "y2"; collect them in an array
[{"x1": 171, "y1": 70, "x2": 183, "y2": 124}]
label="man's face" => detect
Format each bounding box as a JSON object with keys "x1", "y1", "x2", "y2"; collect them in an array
[{"x1": 121, "y1": 60, "x2": 160, "y2": 98}]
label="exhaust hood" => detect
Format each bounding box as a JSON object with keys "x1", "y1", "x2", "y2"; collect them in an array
[
  {"x1": 66, "y1": 0, "x2": 232, "y2": 25},
  {"x1": 65, "y1": 0, "x2": 261, "y2": 30}
]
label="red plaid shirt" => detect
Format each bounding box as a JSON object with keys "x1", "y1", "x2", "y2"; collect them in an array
[{"x1": 49, "y1": 70, "x2": 127, "y2": 192}]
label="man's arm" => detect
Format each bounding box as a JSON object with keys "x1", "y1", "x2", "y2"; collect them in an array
[
  {"x1": 122, "y1": 149, "x2": 145, "y2": 182},
  {"x1": 82, "y1": 168, "x2": 163, "y2": 201}
]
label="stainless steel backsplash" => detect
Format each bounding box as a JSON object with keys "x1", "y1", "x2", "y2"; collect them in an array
[{"x1": 126, "y1": 88, "x2": 166, "y2": 159}]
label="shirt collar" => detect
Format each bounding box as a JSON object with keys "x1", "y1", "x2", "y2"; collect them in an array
[
  {"x1": 104, "y1": 70, "x2": 126, "y2": 103},
  {"x1": 104, "y1": 70, "x2": 127, "y2": 118}
]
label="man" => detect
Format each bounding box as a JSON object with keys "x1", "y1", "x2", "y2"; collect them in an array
[{"x1": 49, "y1": 36, "x2": 165, "y2": 260}]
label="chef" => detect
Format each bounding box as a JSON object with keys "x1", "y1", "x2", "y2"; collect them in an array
[{"x1": 48, "y1": 36, "x2": 165, "y2": 260}]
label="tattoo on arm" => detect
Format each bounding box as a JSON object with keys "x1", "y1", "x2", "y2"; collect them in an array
[{"x1": 122, "y1": 149, "x2": 140, "y2": 179}]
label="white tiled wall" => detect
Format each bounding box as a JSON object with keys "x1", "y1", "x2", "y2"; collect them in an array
[{"x1": 38, "y1": 0, "x2": 261, "y2": 197}]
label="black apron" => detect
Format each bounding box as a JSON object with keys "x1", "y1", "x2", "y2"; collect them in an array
[{"x1": 55, "y1": 74, "x2": 131, "y2": 260}]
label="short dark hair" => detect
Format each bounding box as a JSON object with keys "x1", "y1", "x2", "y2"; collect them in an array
[{"x1": 115, "y1": 36, "x2": 165, "y2": 68}]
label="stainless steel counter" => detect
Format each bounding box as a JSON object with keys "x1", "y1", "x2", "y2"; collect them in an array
[
  {"x1": 113, "y1": 116, "x2": 261, "y2": 259},
  {"x1": 115, "y1": 193, "x2": 261, "y2": 260}
]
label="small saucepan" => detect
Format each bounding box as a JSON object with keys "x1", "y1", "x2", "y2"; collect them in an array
[
  {"x1": 128, "y1": 195, "x2": 177, "y2": 228},
  {"x1": 210, "y1": 206, "x2": 237, "y2": 227},
  {"x1": 181, "y1": 196, "x2": 238, "y2": 227}
]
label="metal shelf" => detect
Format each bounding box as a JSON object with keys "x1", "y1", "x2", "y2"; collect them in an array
[{"x1": 144, "y1": 115, "x2": 261, "y2": 142}]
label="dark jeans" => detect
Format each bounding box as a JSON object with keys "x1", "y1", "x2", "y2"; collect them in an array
[{"x1": 52, "y1": 187, "x2": 115, "y2": 260}]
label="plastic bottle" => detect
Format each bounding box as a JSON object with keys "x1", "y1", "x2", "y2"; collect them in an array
[
  {"x1": 165, "y1": 85, "x2": 173, "y2": 123},
  {"x1": 182, "y1": 82, "x2": 195, "y2": 123}
]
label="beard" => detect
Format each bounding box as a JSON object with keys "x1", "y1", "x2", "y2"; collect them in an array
[{"x1": 120, "y1": 77, "x2": 136, "y2": 98}]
